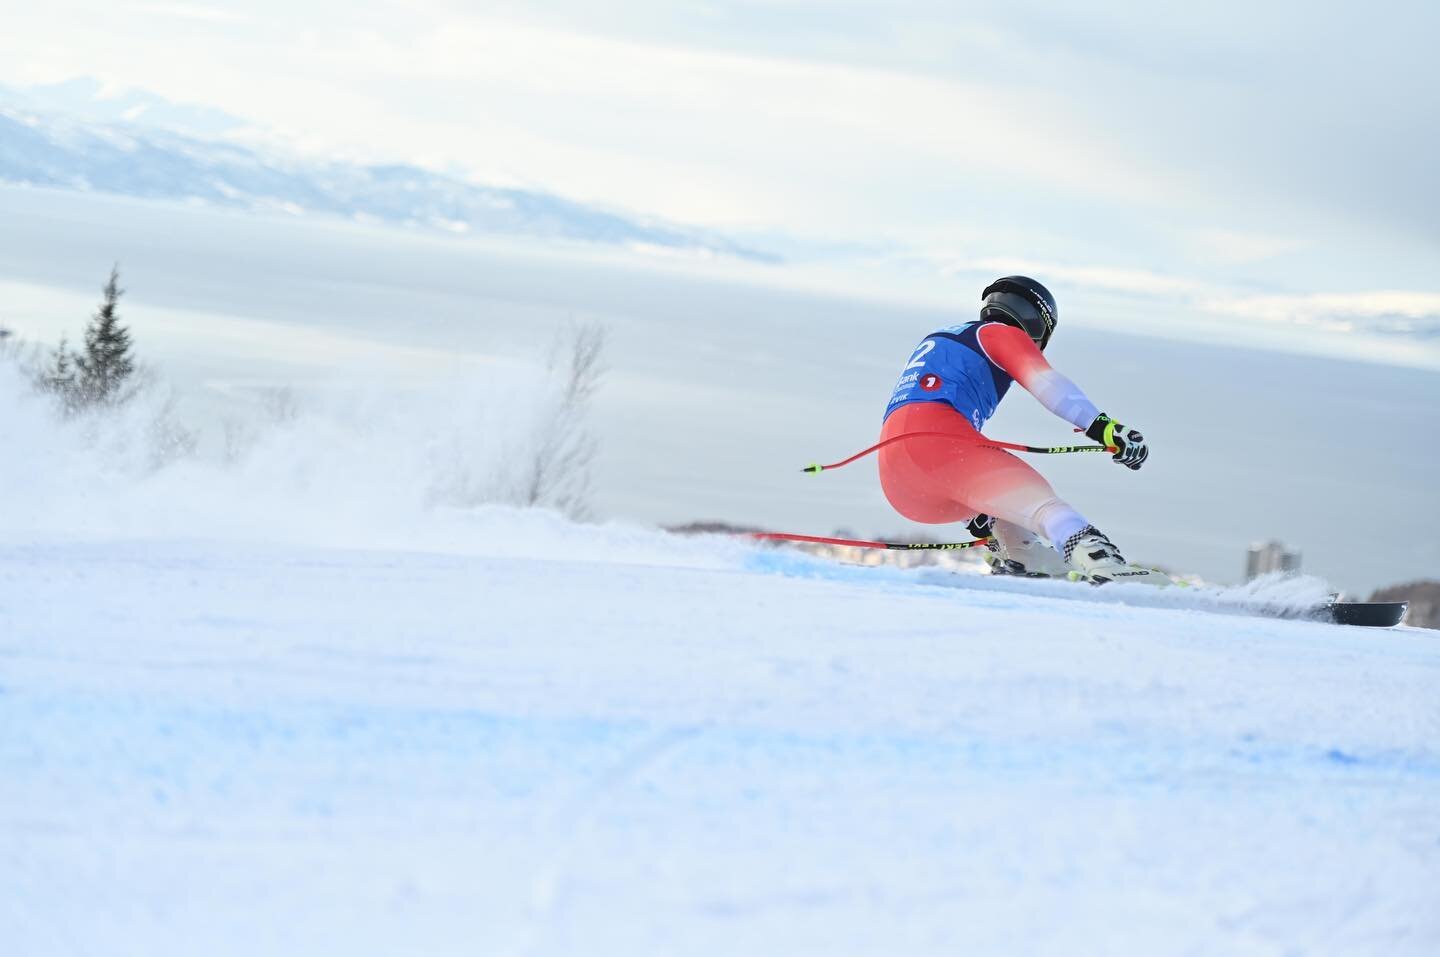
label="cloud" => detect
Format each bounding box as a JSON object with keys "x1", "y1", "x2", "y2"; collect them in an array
[
  {"x1": 131, "y1": 2, "x2": 249, "y2": 24},
  {"x1": 273, "y1": 13, "x2": 1181, "y2": 218},
  {"x1": 950, "y1": 257, "x2": 1212, "y2": 299},
  {"x1": 1202, "y1": 291, "x2": 1440, "y2": 338},
  {"x1": 920, "y1": 251, "x2": 1440, "y2": 347},
  {"x1": 1183, "y1": 228, "x2": 1309, "y2": 266}
]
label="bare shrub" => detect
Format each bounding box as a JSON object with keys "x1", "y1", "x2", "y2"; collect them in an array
[
  {"x1": 221, "y1": 387, "x2": 304, "y2": 464},
  {"x1": 521, "y1": 320, "x2": 608, "y2": 519},
  {"x1": 143, "y1": 387, "x2": 200, "y2": 470},
  {"x1": 260, "y1": 387, "x2": 302, "y2": 425}
]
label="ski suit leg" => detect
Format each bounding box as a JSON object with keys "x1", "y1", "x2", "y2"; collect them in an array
[{"x1": 877, "y1": 401, "x2": 1090, "y2": 549}]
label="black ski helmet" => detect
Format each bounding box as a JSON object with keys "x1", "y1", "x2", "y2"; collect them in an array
[{"x1": 980, "y1": 276, "x2": 1057, "y2": 350}]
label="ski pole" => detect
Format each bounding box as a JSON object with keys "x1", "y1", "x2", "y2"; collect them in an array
[
  {"x1": 749, "y1": 531, "x2": 991, "y2": 551},
  {"x1": 801, "y1": 431, "x2": 1116, "y2": 474}
]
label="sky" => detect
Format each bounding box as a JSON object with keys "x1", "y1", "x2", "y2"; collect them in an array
[{"x1": 2, "y1": 1, "x2": 1438, "y2": 310}]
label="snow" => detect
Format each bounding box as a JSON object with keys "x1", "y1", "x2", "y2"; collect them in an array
[{"x1": 3, "y1": 365, "x2": 1439, "y2": 956}]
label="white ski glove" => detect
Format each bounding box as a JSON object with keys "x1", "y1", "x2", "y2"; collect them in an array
[{"x1": 1086, "y1": 413, "x2": 1148, "y2": 470}]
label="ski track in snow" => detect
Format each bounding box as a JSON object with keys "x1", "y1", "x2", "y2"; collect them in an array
[
  {"x1": 3, "y1": 528, "x2": 1439, "y2": 956},
  {"x1": 2, "y1": 360, "x2": 1438, "y2": 955}
]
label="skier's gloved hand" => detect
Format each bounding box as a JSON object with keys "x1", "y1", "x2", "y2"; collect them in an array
[{"x1": 1086, "y1": 413, "x2": 1148, "y2": 470}]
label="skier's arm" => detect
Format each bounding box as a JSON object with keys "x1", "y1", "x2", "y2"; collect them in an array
[
  {"x1": 976, "y1": 322, "x2": 1149, "y2": 469},
  {"x1": 975, "y1": 322, "x2": 1098, "y2": 430}
]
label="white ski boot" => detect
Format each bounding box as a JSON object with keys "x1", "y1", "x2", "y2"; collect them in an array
[
  {"x1": 1062, "y1": 526, "x2": 1170, "y2": 586},
  {"x1": 982, "y1": 518, "x2": 1072, "y2": 578}
]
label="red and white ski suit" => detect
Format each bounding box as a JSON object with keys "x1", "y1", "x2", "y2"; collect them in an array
[{"x1": 878, "y1": 321, "x2": 1097, "y2": 548}]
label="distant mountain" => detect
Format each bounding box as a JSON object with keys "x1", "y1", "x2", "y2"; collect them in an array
[
  {"x1": 1, "y1": 77, "x2": 248, "y2": 138},
  {"x1": 0, "y1": 80, "x2": 776, "y2": 263}
]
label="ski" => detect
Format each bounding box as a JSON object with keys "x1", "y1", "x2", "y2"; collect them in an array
[
  {"x1": 914, "y1": 567, "x2": 1413, "y2": 629},
  {"x1": 1308, "y1": 601, "x2": 1408, "y2": 628},
  {"x1": 751, "y1": 533, "x2": 1411, "y2": 628},
  {"x1": 1253, "y1": 600, "x2": 1408, "y2": 627},
  {"x1": 1076, "y1": 587, "x2": 1408, "y2": 628}
]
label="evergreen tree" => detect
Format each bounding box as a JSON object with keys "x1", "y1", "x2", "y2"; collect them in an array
[{"x1": 74, "y1": 266, "x2": 136, "y2": 407}]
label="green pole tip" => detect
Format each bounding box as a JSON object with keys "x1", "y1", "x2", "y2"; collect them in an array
[{"x1": 802, "y1": 463, "x2": 824, "y2": 474}]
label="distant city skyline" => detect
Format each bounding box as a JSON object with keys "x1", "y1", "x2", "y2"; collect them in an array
[{"x1": 1246, "y1": 541, "x2": 1302, "y2": 583}]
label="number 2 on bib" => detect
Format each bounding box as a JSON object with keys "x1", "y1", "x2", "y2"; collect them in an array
[{"x1": 904, "y1": 339, "x2": 936, "y2": 371}]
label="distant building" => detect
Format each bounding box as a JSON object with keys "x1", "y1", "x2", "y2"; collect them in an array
[{"x1": 1246, "y1": 540, "x2": 1301, "y2": 580}]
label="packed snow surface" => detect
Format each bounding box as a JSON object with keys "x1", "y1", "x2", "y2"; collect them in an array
[{"x1": 3, "y1": 365, "x2": 1438, "y2": 956}]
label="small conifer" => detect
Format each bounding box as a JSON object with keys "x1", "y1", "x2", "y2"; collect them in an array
[{"x1": 74, "y1": 266, "x2": 135, "y2": 407}]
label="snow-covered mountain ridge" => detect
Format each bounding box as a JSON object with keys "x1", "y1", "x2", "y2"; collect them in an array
[{"x1": 0, "y1": 80, "x2": 773, "y2": 262}]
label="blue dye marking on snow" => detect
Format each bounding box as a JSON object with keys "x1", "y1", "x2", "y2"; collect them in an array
[
  {"x1": 7, "y1": 685, "x2": 1440, "y2": 830},
  {"x1": 743, "y1": 549, "x2": 863, "y2": 580}
]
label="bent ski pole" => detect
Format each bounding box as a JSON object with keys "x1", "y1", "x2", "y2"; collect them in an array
[
  {"x1": 749, "y1": 531, "x2": 990, "y2": 551},
  {"x1": 801, "y1": 431, "x2": 1116, "y2": 474}
]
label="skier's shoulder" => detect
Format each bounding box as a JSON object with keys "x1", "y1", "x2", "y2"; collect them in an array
[
  {"x1": 925, "y1": 319, "x2": 1021, "y2": 358},
  {"x1": 972, "y1": 320, "x2": 1042, "y2": 367},
  {"x1": 930, "y1": 319, "x2": 984, "y2": 340},
  {"x1": 918, "y1": 320, "x2": 983, "y2": 352}
]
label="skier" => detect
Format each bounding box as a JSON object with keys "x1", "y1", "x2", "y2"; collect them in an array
[{"x1": 879, "y1": 276, "x2": 1166, "y2": 584}]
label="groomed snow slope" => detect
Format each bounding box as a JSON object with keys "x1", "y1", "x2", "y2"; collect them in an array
[{"x1": 3, "y1": 367, "x2": 1438, "y2": 956}]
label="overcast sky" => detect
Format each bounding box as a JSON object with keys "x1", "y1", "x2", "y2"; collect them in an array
[{"x1": 3, "y1": 0, "x2": 1439, "y2": 346}]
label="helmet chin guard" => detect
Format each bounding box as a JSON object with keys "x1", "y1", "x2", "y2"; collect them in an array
[{"x1": 981, "y1": 276, "x2": 1057, "y2": 350}]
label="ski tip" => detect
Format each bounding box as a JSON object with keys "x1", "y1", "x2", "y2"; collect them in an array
[
  {"x1": 1318, "y1": 601, "x2": 1409, "y2": 628},
  {"x1": 801, "y1": 463, "x2": 824, "y2": 474}
]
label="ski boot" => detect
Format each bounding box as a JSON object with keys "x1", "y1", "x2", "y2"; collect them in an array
[
  {"x1": 969, "y1": 515, "x2": 1071, "y2": 579},
  {"x1": 1062, "y1": 526, "x2": 1170, "y2": 586}
]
